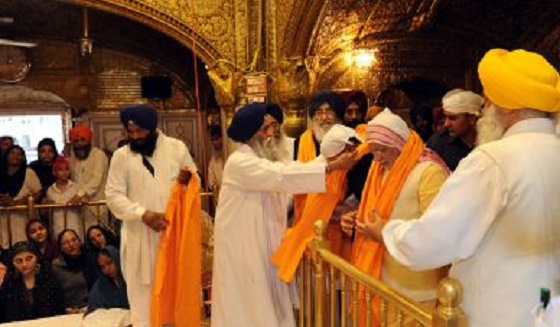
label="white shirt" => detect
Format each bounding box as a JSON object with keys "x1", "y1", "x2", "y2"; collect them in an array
[
  {"x1": 68, "y1": 147, "x2": 108, "y2": 201},
  {"x1": 212, "y1": 144, "x2": 326, "y2": 327},
  {"x1": 383, "y1": 118, "x2": 560, "y2": 327},
  {"x1": 105, "y1": 131, "x2": 196, "y2": 285}
]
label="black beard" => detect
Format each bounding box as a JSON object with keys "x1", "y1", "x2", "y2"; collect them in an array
[
  {"x1": 73, "y1": 144, "x2": 92, "y2": 160},
  {"x1": 129, "y1": 131, "x2": 158, "y2": 157},
  {"x1": 345, "y1": 119, "x2": 362, "y2": 129}
]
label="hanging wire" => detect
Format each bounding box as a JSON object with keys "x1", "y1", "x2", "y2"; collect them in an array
[{"x1": 190, "y1": 2, "x2": 209, "y2": 192}]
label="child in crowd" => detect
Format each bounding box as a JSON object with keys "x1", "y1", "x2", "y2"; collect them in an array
[
  {"x1": 46, "y1": 157, "x2": 88, "y2": 239},
  {"x1": 25, "y1": 218, "x2": 59, "y2": 263}
]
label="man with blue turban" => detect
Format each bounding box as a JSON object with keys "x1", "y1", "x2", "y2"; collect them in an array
[
  {"x1": 105, "y1": 104, "x2": 196, "y2": 327},
  {"x1": 367, "y1": 49, "x2": 560, "y2": 327},
  {"x1": 212, "y1": 102, "x2": 356, "y2": 327}
]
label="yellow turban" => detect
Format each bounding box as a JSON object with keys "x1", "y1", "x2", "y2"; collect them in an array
[{"x1": 478, "y1": 49, "x2": 560, "y2": 113}]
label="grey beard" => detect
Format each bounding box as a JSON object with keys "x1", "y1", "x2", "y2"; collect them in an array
[
  {"x1": 312, "y1": 121, "x2": 334, "y2": 142},
  {"x1": 476, "y1": 103, "x2": 506, "y2": 146},
  {"x1": 253, "y1": 137, "x2": 282, "y2": 162}
]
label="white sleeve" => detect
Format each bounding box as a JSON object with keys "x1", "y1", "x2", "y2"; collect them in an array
[
  {"x1": 105, "y1": 150, "x2": 145, "y2": 221},
  {"x1": 224, "y1": 151, "x2": 326, "y2": 195},
  {"x1": 382, "y1": 150, "x2": 508, "y2": 270},
  {"x1": 78, "y1": 150, "x2": 109, "y2": 198}
]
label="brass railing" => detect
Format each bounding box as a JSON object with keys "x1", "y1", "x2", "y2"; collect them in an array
[
  {"x1": 0, "y1": 191, "x2": 215, "y2": 247},
  {"x1": 299, "y1": 221, "x2": 467, "y2": 327}
]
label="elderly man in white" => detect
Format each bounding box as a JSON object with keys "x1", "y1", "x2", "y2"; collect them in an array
[{"x1": 365, "y1": 49, "x2": 560, "y2": 327}]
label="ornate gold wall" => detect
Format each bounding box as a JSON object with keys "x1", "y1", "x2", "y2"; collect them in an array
[{"x1": 19, "y1": 41, "x2": 193, "y2": 114}]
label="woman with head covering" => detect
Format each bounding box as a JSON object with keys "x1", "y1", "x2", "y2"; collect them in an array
[
  {"x1": 28, "y1": 138, "x2": 59, "y2": 202},
  {"x1": 25, "y1": 219, "x2": 59, "y2": 263},
  {"x1": 51, "y1": 229, "x2": 99, "y2": 313},
  {"x1": 0, "y1": 145, "x2": 42, "y2": 248},
  {"x1": 86, "y1": 225, "x2": 119, "y2": 251},
  {"x1": 0, "y1": 241, "x2": 64, "y2": 322},
  {"x1": 87, "y1": 245, "x2": 129, "y2": 314}
]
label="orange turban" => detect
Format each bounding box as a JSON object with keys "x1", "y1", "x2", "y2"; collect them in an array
[
  {"x1": 69, "y1": 124, "x2": 93, "y2": 142},
  {"x1": 478, "y1": 49, "x2": 560, "y2": 112}
]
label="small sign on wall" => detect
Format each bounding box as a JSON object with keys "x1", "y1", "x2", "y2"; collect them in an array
[{"x1": 245, "y1": 74, "x2": 267, "y2": 103}]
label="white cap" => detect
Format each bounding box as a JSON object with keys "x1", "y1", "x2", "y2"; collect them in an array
[
  {"x1": 442, "y1": 89, "x2": 484, "y2": 116},
  {"x1": 320, "y1": 124, "x2": 361, "y2": 158}
]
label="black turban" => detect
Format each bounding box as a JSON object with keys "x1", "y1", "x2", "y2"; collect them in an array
[
  {"x1": 266, "y1": 103, "x2": 284, "y2": 124},
  {"x1": 227, "y1": 103, "x2": 267, "y2": 143},
  {"x1": 308, "y1": 91, "x2": 345, "y2": 120},
  {"x1": 120, "y1": 104, "x2": 158, "y2": 131}
]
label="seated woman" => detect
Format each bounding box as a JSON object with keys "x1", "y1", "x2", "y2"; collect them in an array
[
  {"x1": 26, "y1": 219, "x2": 59, "y2": 263},
  {"x1": 51, "y1": 229, "x2": 99, "y2": 313},
  {"x1": 0, "y1": 241, "x2": 64, "y2": 322},
  {"x1": 0, "y1": 145, "x2": 42, "y2": 248},
  {"x1": 86, "y1": 225, "x2": 119, "y2": 251},
  {"x1": 87, "y1": 245, "x2": 129, "y2": 314}
]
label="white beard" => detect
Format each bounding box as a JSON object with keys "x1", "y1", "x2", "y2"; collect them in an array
[
  {"x1": 476, "y1": 103, "x2": 507, "y2": 146},
  {"x1": 312, "y1": 121, "x2": 334, "y2": 142},
  {"x1": 271, "y1": 132, "x2": 291, "y2": 162},
  {"x1": 253, "y1": 136, "x2": 282, "y2": 162}
]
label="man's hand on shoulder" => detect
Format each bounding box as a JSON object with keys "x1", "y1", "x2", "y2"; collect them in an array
[{"x1": 141, "y1": 210, "x2": 168, "y2": 232}]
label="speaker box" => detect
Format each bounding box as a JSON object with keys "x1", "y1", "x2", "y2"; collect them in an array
[{"x1": 141, "y1": 76, "x2": 173, "y2": 99}]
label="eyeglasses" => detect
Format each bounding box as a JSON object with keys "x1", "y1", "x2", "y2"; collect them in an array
[{"x1": 314, "y1": 109, "x2": 336, "y2": 119}]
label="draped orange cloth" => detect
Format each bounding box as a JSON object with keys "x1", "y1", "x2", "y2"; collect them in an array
[
  {"x1": 272, "y1": 169, "x2": 347, "y2": 283},
  {"x1": 293, "y1": 129, "x2": 318, "y2": 225},
  {"x1": 351, "y1": 131, "x2": 425, "y2": 327},
  {"x1": 151, "y1": 172, "x2": 201, "y2": 327}
]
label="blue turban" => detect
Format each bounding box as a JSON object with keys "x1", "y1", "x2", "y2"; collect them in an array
[
  {"x1": 120, "y1": 104, "x2": 158, "y2": 131},
  {"x1": 227, "y1": 103, "x2": 267, "y2": 143},
  {"x1": 266, "y1": 103, "x2": 284, "y2": 124},
  {"x1": 308, "y1": 91, "x2": 345, "y2": 120}
]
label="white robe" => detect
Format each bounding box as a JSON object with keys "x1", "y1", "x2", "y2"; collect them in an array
[
  {"x1": 211, "y1": 144, "x2": 326, "y2": 327},
  {"x1": 382, "y1": 118, "x2": 560, "y2": 327},
  {"x1": 105, "y1": 132, "x2": 195, "y2": 327}
]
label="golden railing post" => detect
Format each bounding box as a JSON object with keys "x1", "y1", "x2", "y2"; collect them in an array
[
  {"x1": 26, "y1": 193, "x2": 35, "y2": 220},
  {"x1": 432, "y1": 278, "x2": 467, "y2": 327},
  {"x1": 313, "y1": 221, "x2": 327, "y2": 327}
]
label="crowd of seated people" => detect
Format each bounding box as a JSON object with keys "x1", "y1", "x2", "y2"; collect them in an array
[{"x1": 0, "y1": 224, "x2": 128, "y2": 323}]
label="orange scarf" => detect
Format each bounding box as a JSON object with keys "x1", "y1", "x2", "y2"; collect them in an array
[
  {"x1": 272, "y1": 169, "x2": 347, "y2": 283},
  {"x1": 151, "y1": 172, "x2": 201, "y2": 327},
  {"x1": 351, "y1": 131, "x2": 425, "y2": 326},
  {"x1": 293, "y1": 129, "x2": 318, "y2": 224}
]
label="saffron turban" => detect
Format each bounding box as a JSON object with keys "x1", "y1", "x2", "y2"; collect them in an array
[
  {"x1": 52, "y1": 156, "x2": 69, "y2": 171},
  {"x1": 366, "y1": 108, "x2": 410, "y2": 150},
  {"x1": 320, "y1": 124, "x2": 361, "y2": 159},
  {"x1": 120, "y1": 104, "x2": 158, "y2": 131},
  {"x1": 478, "y1": 49, "x2": 560, "y2": 112},
  {"x1": 69, "y1": 124, "x2": 93, "y2": 142},
  {"x1": 227, "y1": 103, "x2": 267, "y2": 143},
  {"x1": 308, "y1": 91, "x2": 346, "y2": 120},
  {"x1": 442, "y1": 89, "x2": 484, "y2": 116}
]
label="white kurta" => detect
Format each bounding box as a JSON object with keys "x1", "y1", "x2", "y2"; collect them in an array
[
  {"x1": 0, "y1": 168, "x2": 41, "y2": 248},
  {"x1": 212, "y1": 144, "x2": 327, "y2": 327},
  {"x1": 46, "y1": 180, "x2": 86, "y2": 239},
  {"x1": 68, "y1": 147, "x2": 109, "y2": 226},
  {"x1": 105, "y1": 132, "x2": 195, "y2": 327},
  {"x1": 383, "y1": 118, "x2": 560, "y2": 327}
]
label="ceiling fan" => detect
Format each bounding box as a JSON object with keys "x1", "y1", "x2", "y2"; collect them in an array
[{"x1": 0, "y1": 16, "x2": 37, "y2": 48}]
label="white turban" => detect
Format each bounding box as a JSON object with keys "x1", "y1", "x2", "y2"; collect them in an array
[
  {"x1": 320, "y1": 124, "x2": 361, "y2": 158},
  {"x1": 442, "y1": 89, "x2": 484, "y2": 116},
  {"x1": 366, "y1": 108, "x2": 410, "y2": 149}
]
